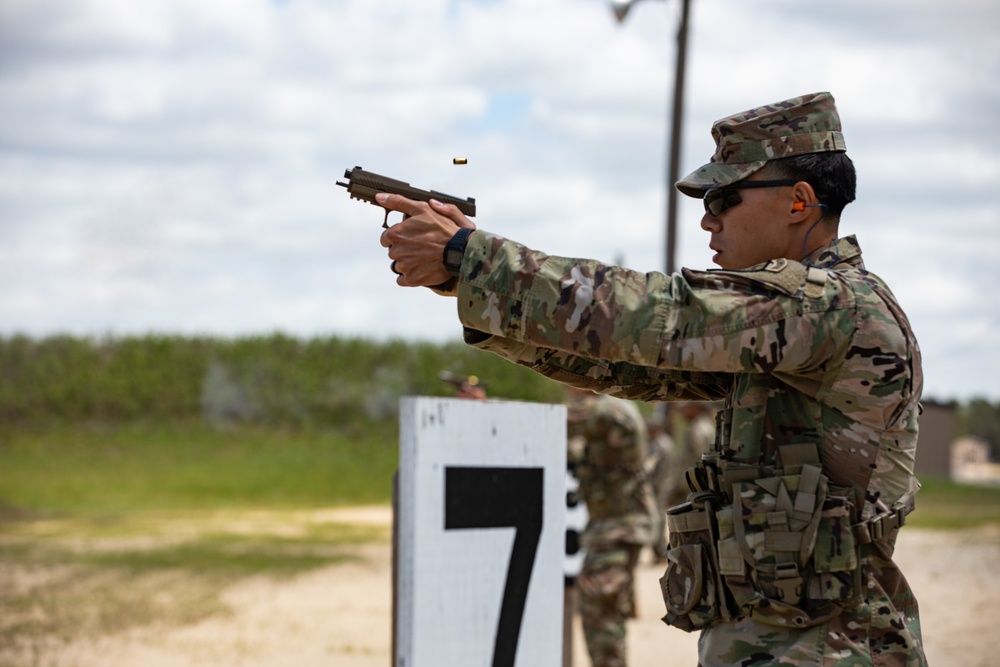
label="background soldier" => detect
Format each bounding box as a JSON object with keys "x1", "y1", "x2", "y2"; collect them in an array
[
  {"x1": 565, "y1": 386, "x2": 655, "y2": 667},
  {"x1": 438, "y1": 370, "x2": 487, "y2": 400},
  {"x1": 643, "y1": 406, "x2": 674, "y2": 562},
  {"x1": 663, "y1": 402, "x2": 717, "y2": 509}
]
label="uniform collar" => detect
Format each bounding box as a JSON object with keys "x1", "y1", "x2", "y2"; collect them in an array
[{"x1": 803, "y1": 234, "x2": 864, "y2": 270}]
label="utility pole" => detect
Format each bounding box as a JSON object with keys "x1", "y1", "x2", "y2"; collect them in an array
[{"x1": 611, "y1": 0, "x2": 693, "y2": 275}]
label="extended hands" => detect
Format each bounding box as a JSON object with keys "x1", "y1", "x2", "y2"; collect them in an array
[{"x1": 377, "y1": 193, "x2": 476, "y2": 293}]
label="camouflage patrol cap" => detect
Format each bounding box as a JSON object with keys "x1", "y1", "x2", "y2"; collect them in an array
[{"x1": 676, "y1": 91, "x2": 847, "y2": 198}]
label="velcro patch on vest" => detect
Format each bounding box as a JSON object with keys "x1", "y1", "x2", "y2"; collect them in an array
[{"x1": 743, "y1": 259, "x2": 804, "y2": 296}]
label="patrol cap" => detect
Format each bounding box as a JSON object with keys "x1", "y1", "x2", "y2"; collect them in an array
[{"x1": 676, "y1": 91, "x2": 847, "y2": 198}]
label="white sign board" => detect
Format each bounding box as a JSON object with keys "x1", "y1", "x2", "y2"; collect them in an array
[{"x1": 396, "y1": 397, "x2": 566, "y2": 667}]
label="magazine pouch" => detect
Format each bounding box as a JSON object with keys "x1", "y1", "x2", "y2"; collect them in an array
[
  {"x1": 719, "y1": 445, "x2": 859, "y2": 628},
  {"x1": 659, "y1": 501, "x2": 720, "y2": 632}
]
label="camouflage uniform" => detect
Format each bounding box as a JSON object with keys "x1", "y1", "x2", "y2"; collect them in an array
[
  {"x1": 567, "y1": 390, "x2": 655, "y2": 667},
  {"x1": 644, "y1": 417, "x2": 674, "y2": 559},
  {"x1": 664, "y1": 405, "x2": 717, "y2": 509},
  {"x1": 451, "y1": 94, "x2": 926, "y2": 666}
]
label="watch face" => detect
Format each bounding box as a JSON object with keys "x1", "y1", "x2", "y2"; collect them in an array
[{"x1": 444, "y1": 228, "x2": 470, "y2": 276}]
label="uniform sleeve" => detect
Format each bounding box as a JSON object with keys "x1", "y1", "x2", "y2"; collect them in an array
[
  {"x1": 456, "y1": 231, "x2": 856, "y2": 383},
  {"x1": 464, "y1": 327, "x2": 731, "y2": 401}
]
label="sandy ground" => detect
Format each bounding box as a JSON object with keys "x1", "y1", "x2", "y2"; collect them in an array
[{"x1": 28, "y1": 507, "x2": 1000, "y2": 667}]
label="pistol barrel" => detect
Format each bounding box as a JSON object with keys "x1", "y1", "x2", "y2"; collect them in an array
[{"x1": 338, "y1": 166, "x2": 476, "y2": 218}]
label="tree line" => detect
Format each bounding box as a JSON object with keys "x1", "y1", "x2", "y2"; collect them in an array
[
  {"x1": 1, "y1": 334, "x2": 997, "y2": 453},
  {"x1": 0, "y1": 334, "x2": 564, "y2": 426}
]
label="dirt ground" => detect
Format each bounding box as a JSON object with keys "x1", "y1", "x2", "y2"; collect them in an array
[{"x1": 21, "y1": 506, "x2": 1000, "y2": 667}]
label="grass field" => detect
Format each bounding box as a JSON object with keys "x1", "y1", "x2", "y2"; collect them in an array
[
  {"x1": 0, "y1": 420, "x2": 399, "y2": 513},
  {"x1": 905, "y1": 475, "x2": 1000, "y2": 528},
  {"x1": 2, "y1": 420, "x2": 1000, "y2": 663},
  {"x1": 5, "y1": 420, "x2": 998, "y2": 522},
  {"x1": 1, "y1": 421, "x2": 398, "y2": 659}
]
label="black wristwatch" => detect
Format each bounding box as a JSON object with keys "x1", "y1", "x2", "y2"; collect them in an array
[{"x1": 443, "y1": 228, "x2": 473, "y2": 277}]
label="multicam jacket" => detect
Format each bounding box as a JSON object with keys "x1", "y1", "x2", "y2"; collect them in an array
[
  {"x1": 566, "y1": 391, "x2": 655, "y2": 550},
  {"x1": 454, "y1": 232, "x2": 926, "y2": 666}
]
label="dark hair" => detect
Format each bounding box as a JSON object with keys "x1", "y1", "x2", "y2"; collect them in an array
[{"x1": 761, "y1": 152, "x2": 857, "y2": 219}]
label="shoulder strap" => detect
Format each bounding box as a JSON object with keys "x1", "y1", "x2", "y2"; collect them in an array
[{"x1": 698, "y1": 259, "x2": 829, "y2": 299}]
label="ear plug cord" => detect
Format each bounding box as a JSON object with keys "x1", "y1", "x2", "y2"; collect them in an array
[{"x1": 799, "y1": 203, "x2": 837, "y2": 268}]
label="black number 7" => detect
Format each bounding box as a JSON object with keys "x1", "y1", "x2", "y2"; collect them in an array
[{"x1": 445, "y1": 466, "x2": 544, "y2": 667}]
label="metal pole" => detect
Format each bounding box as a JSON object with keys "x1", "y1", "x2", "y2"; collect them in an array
[
  {"x1": 391, "y1": 470, "x2": 398, "y2": 666},
  {"x1": 665, "y1": 0, "x2": 691, "y2": 276}
]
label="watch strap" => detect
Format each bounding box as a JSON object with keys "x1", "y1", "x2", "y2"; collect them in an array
[{"x1": 443, "y1": 227, "x2": 473, "y2": 277}]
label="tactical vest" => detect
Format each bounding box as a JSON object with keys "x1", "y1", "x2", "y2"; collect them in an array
[
  {"x1": 659, "y1": 411, "x2": 910, "y2": 631},
  {"x1": 655, "y1": 255, "x2": 916, "y2": 631}
]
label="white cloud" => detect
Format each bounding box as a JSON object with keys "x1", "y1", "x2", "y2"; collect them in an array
[{"x1": 0, "y1": 0, "x2": 998, "y2": 401}]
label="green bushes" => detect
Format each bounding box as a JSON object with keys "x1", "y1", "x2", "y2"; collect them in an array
[
  {"x1": 0, "y1": 334, "x2": 208, "y2": 422},
  {"x1": 0, "y1": 333, "x2": 565, "y2": 426},
  {"x1": 0, "y1": 334, "x2": 566, "y2": 512}
]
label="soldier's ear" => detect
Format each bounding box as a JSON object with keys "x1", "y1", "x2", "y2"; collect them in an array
[{"x1": 790, "y1": 181, "x2": 819, "y2": 217}]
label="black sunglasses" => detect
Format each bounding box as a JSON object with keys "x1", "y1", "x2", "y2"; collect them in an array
[{"x1": 703, "y1": 180, "x2": 798, "y2": 216}]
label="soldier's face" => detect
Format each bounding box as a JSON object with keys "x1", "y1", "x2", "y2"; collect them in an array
[{"x1": 699, "y1": 179, "x2": 795, "y2": 269}]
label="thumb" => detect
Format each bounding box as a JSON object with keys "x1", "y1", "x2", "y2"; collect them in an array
[{"x1": 430, "y1": 198, "x2": 477, "y2": 230}]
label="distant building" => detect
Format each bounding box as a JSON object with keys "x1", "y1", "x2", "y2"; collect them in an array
[
  {"x1": 912, "y1": 399, "x2": 1000, "y2": 486},
  {"x1": 914, "y1": 400, "x2": 957, "y2": 478},
  {"x1": 952, "y1": 436, "x2": 1000, "y2": 486}
]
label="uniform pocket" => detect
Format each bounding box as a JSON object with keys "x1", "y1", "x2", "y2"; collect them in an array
[
  {"x1": 659, "y1": 505, "x2": 718, "y2": 632},
  {"x1": 805, "y1": 492, "x2": 857, "y2": 606}
]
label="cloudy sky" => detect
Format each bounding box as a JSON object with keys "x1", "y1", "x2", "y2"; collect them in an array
[{"x1": 1, "y1": 0, "x2": 998, "y2": 402}]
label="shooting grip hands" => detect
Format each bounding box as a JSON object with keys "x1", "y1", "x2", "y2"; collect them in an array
[{"x1": 378, "y1": 193, "x2": 476, "y2": 296}]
